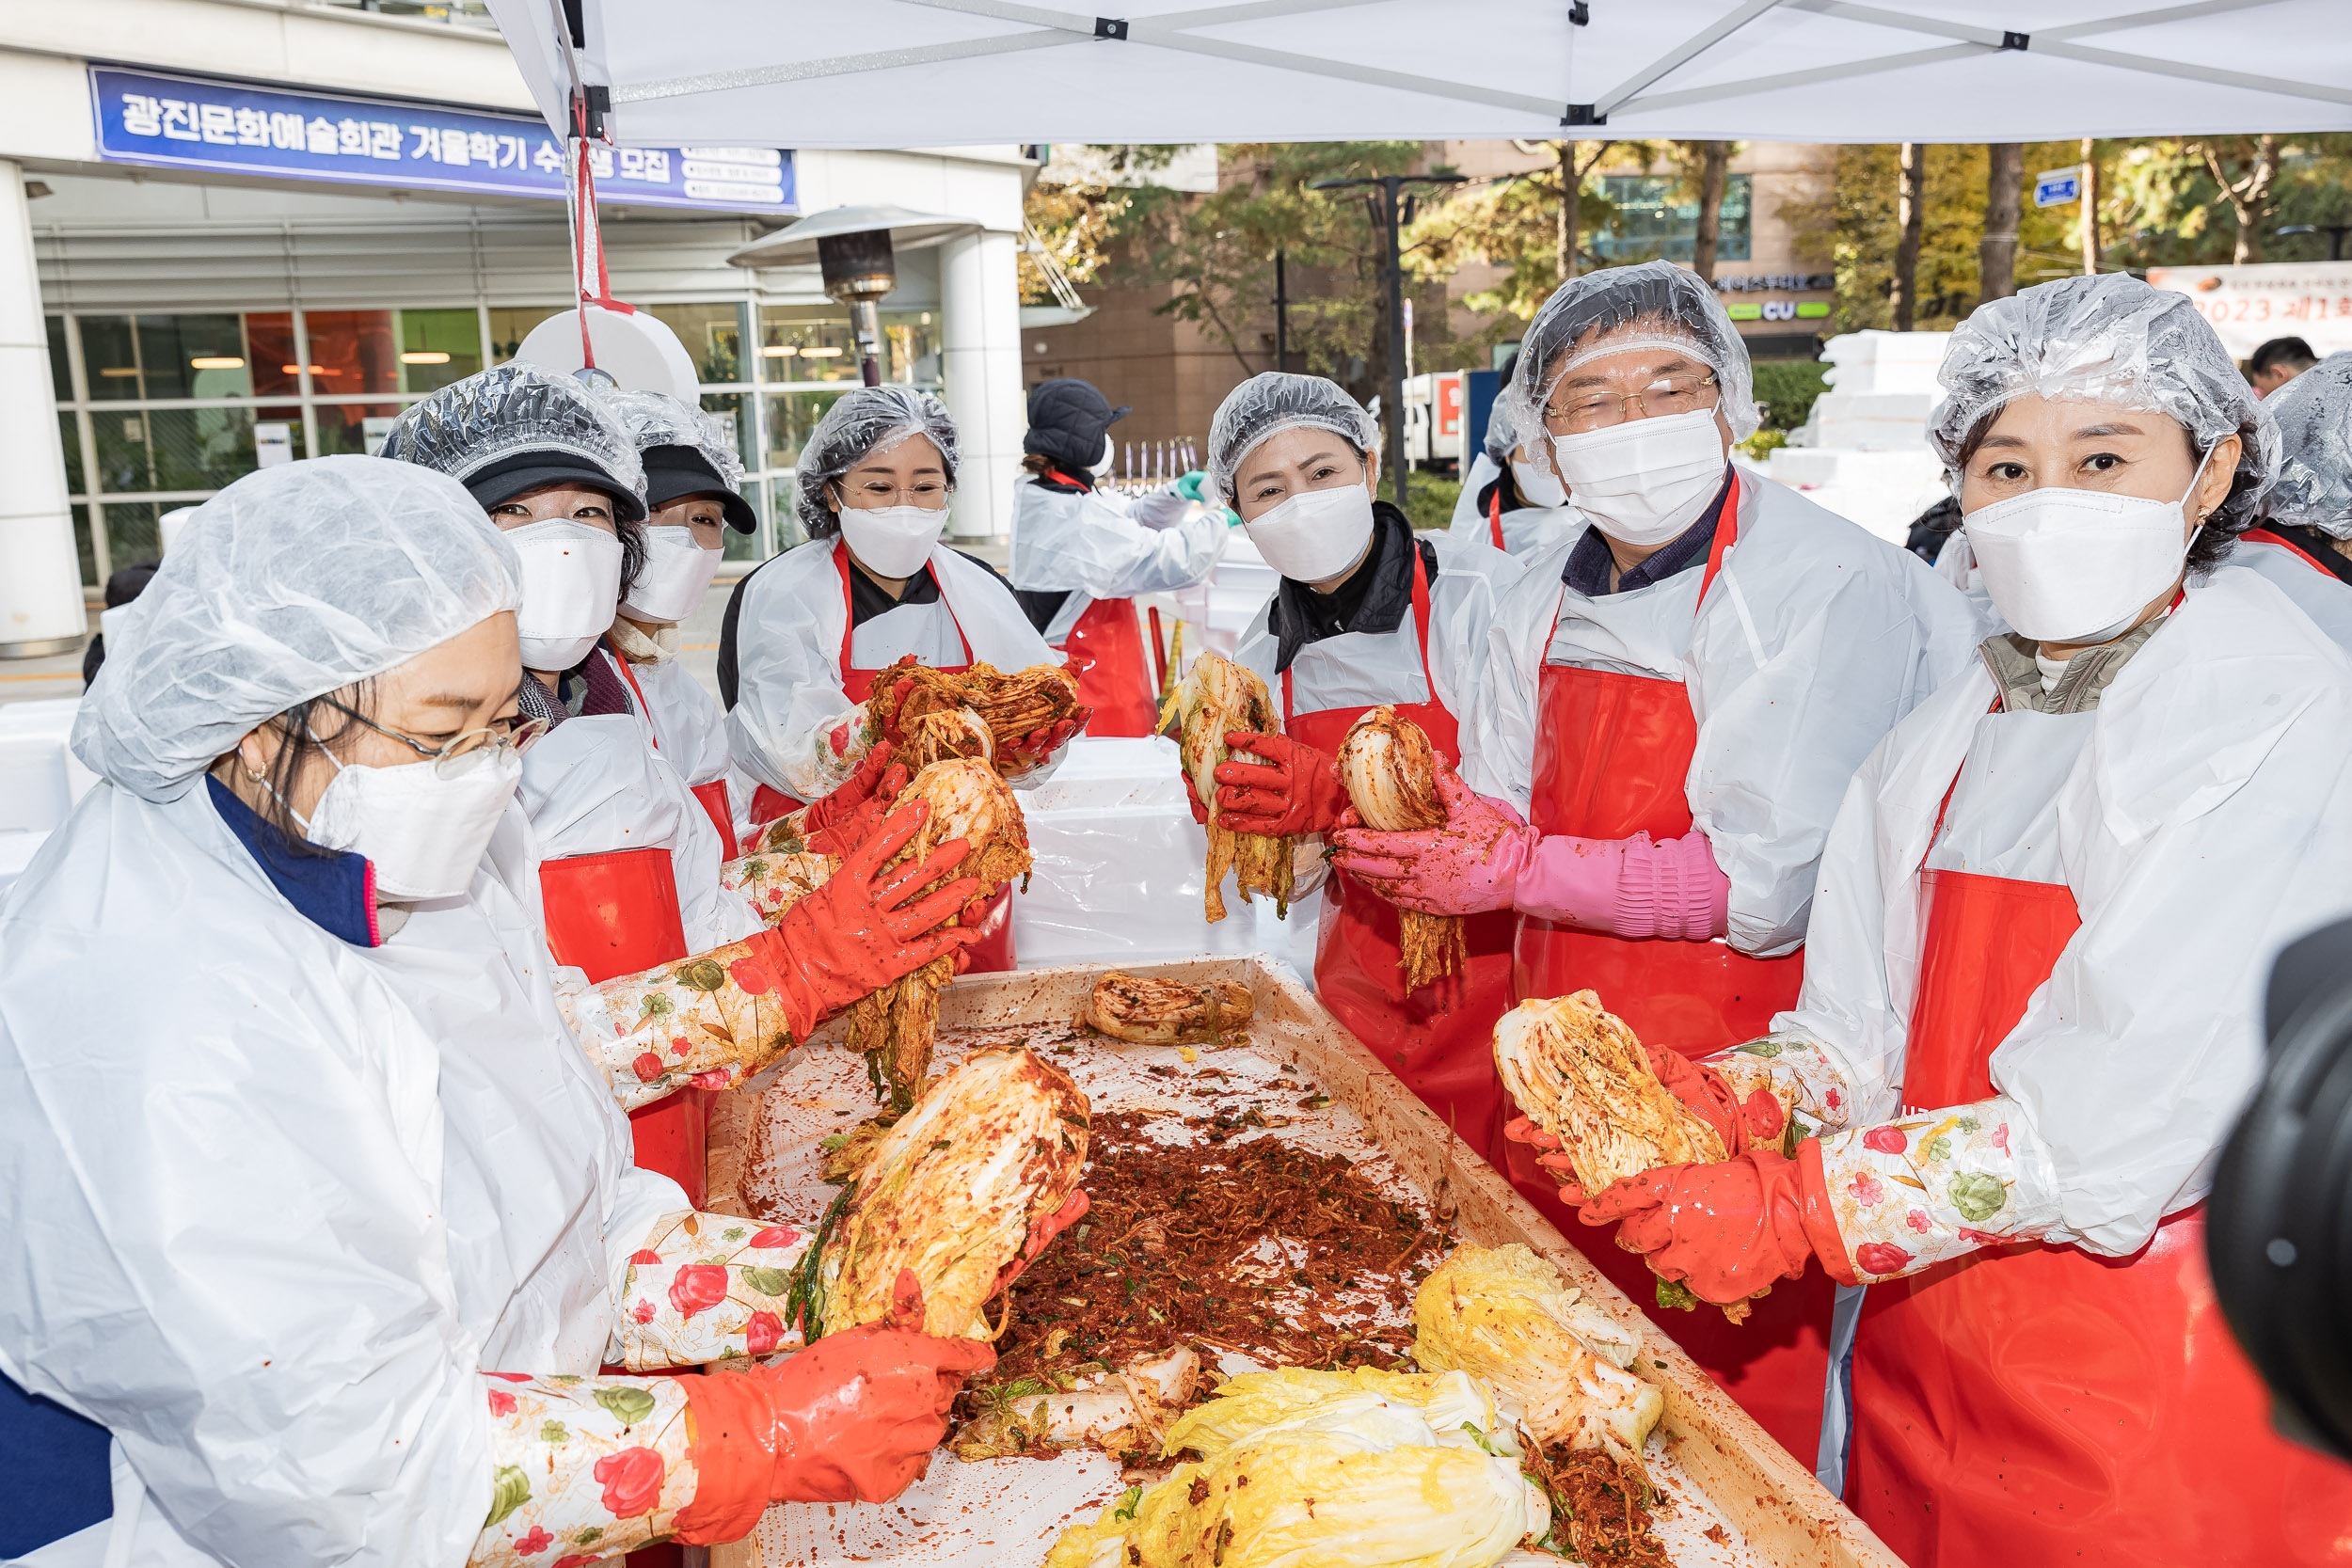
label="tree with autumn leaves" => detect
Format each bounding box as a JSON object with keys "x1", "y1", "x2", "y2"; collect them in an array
[
  {"x1": 1023, "y1": 135, "x2": 2352, "y2": 397},
  {"x1": 1785, "y1": 135, "x2": 2352, "y2": 336}
]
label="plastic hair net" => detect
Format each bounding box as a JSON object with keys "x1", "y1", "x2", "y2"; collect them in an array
[
  {"x1": 1928, "y1": 273, "x2": 2279, "y2": 529},
  {"x1": 599, "y1": 387, "x2": 745, "y2": 493},
  {"x1": 1205, "y1": 372, "x2": 1380, "y2": 505},
  {"x1": 793, "y1": 385, "x2": 960, "y2": 536},
  {"x1": 379, "y1": 361, "x2": 646, "y2": 506},
  {"x1": 1510, "y1": 260, "x2": 1760, "y2": 442},
  {"x1": 2265, "y1": 352, "x2": 2352, "y2": 539},
  {"x1": 72, "y1": 455, "x2": 522, "y2": 803},
  {"x1": 1485, "y1": 387, "x2": 1526, "y2": 463}
]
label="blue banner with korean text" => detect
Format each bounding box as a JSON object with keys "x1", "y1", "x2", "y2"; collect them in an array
[{"x1": 88, "y1": 66, "x2": 793, "y2": 214}]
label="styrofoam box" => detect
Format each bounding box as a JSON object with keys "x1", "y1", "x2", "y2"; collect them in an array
[
  {"x1": 1009, "y1": 735, "x2": 1321, "y2": 981},
  {"x1": 1817, "y1": 329, "x2": 1955, "y2": 396}
]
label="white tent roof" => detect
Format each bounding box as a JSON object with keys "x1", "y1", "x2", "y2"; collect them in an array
[{"x1": 488, "y1": 0, "x2": 2352, "y2": 150}]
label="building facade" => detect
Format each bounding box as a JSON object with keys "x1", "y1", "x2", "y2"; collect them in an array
[{"x1": 0, "y1": 0, "x2": 1030, "y2": 651}]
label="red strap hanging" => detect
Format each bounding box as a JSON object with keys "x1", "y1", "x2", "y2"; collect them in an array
[{"x1": 565, "y1": 93, "x2": 636, "y2": 370}]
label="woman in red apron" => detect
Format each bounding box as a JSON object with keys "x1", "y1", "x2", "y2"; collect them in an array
[
  {"x1": 1010, "y1": 377, "x2": 1226, "y2": 734},
  {"x1": 1327, "y1": 261, "x2": 1981, "y2": 1469},
  {"x1": 1195, "y1": 372, "x2": 1524, "y2": 1162},
  {"x1": 1578, "y1": 275, "x2": 2352, "y2": 1561},
  {"x1": 718, "y1": 386, "x2": 1087, "y2": 974},
  {"x1": 597, "y1": 388, "x2": 763, "y2": 858},
  {"x1": 384, "y1": 365, "x2": 763, "y2": 1202}
]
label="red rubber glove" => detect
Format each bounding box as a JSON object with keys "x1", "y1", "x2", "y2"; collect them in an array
[
  {"x1": 674, "y1": 1272, "x2": 995, "y2": 1538},
  {"x1": 805, "y1": 760, "x2": 911, "y2": 857},
  {"x1": 1502, "y1": 1115, "x2": 1588, "y2": 1203},
  {"x1": 1327, "y1": 770, "x2": 1536, "y2": 915},
  {"x1": 802, "y1": 740, "x2": 902, "y2": 842},
  {"x1": 1182, "y1": 772, "x2": 1210, "y2": 827},
  {"x1": 1001, "y1": 712, "x2": 1089, "y2": 769},
  {"x1": 755, "y1": 800, "x2": 982, "y2": 1035},
  {"x1": 1580, "y1": 1144, "x2": 1849, "y2": 1307},
  {"x1": 1645, "y1": 1044, "x2": 1785, "y2": 1157},
  {"x1": 1213, "y1": 732, "x2": 1348, "y2": 837},
  {"x1": 994, "y1": 1189, "x2": 1090, "y2": 1293}
]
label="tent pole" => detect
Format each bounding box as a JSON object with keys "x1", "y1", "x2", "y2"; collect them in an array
[
  {"x1": 1275, "y1": 250, "x2": 1289, "y2": 373},
  {"x1": 1382, "y1": 175, "x2": 1407, "y2": 516}
]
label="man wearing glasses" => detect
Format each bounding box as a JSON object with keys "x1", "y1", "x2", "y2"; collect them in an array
[{"x1": 1325, "y1": 260, "x2": 1983, "y2": 1484}]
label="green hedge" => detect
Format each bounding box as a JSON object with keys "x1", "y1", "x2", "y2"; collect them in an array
[{"x1": 1750, "y1": 360, "x2": 1830, "y2": 432}]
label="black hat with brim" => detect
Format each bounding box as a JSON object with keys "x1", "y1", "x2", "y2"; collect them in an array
[
  {"x1": 643, "y1": 444, "x2": 757, "y2": 532},
  {"x1": 464, "y1": 452, "x2": 648, "y2": 522},
  {"x1": 1024, "y1": 377, "x2": 1131, "y2": 474}
]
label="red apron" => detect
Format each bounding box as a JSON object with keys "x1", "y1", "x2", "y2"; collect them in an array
[
  {"x1": 748, "y1": 546, "x2": 1014, "y2": 972},
  {"x1": 688, "y1": 780, "x2": 736, "y2": 860},
  {"x1": 1502, "y1": 479, "x2": 1833, "y2": 1464},
  {"x1": 1046, "y1": 469, "x2": 1159, "y2": 737},
  {"x1": 1487, "y1": 487, "x2": 1506, "y2": 552},
  {"x1": 540, "y1": 846, "x2": 707, "y2": 1207},
  {"x1": 1283, "y1": 548, "x2": 1518, "y2": 1164},
  {"x1": 1846, "y1": 726, "x2": 2352, "y2": 1565},
  {"x1": 2244, "y1": 525, "x2": 2339, "y2": 578}
]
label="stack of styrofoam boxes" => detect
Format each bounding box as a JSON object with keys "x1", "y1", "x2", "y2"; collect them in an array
[
  {"x1": 1762, "y1": 330, "x2": 1954, "y2": 545},
  {"x1": 1010, "y1": 735, "x2": 1321, "y2": 985},
  {"x1": 0, "y1": 698, "x2": 98, "y2": 895},
  {"x1": 1148, "y1": 523, "x2": 1276, "y2": 662}
]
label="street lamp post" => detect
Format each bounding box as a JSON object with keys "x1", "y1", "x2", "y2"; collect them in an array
[
  {"x1": 1309, "y1": 172, "x2": 1467, "y2": 515},
  {"x1": 2278, "y1": 224, "x2": 2352, "y2": 261}
]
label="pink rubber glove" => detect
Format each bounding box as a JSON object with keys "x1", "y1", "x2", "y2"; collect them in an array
[
  {"x1": 1513, "y1": 830, "x2": 1730, "y2": 940},
  {"x1": 1327, "y1": 771, "x2": 1538, "y2": 915}
]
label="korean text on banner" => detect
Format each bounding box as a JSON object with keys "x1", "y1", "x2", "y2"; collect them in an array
[
  {"x1": 87, "y1": 66, "x2": 794, "y2": 214},
  {"x1": 2148, "y1": 261, "x2": 2352, "y2": 359}
]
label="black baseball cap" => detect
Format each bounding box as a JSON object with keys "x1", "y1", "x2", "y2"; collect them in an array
[{"x1": 643, "y1": 443, "x2": 756, "y2": 532}]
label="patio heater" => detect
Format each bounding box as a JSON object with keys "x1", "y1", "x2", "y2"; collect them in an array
[{"x1": 728, "y1": 205, "x2": 981, "y2": 387}]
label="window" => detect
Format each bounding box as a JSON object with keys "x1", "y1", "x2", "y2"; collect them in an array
[
  {"x1": 399, "y1": 309, "x2": 483, "y2": 393},
  {"x1": 47, "y1": 294, "x2": 936, "y2": 582},
  {"x1": 44, "y1": 316, "x2": 70, "y2": 402},
  {"x1": 488, "y1": 305, "x2": 566, "y2": 360},
  {"x1": 303, "y1": 310, "x2": 401, "y2": 397},
  {"x1": 647, "y1": 303, "x2": 746, "y2": 385},
  {"x1": 753, "y1": 306, "x2": 944, "y2": 388},
  {"x1": 1592, "y1": 173, "x2": 1753, "y2": 264}
]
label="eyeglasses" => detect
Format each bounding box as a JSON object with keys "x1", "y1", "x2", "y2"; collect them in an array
[
  {"x1": 1546, "y1": 372, "x2": 1721, "y2": 435},
  {"x1": 314, "y1": 697, "x2": 548, "y2": 775}
]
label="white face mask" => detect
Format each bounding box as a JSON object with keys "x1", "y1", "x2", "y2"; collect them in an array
[
  {"x1": 1547, "y1": 406, "x2": 1728, "y2": 547},
  {"x1": 1243, "y1": 481, "x2": 1376, "y2": 583},
  {"x1": 1963, "y1": 451, "x2": 2213, "y2": 644},
  {"x1": 619, "y1": 524, "x2": 722, "y2": 626},
  {"x1": 839, "y1": 501, "x2": 945, "y2": 578},
  {"x1": 508, "y1": 519, "x2": 624, "y2": 671},
  {"x1": 296, "y1": 740, "x2": 523, "y2": 901},
  {"x1": 1509, "y1": 450, "x2": 1568, "y2": 510},
  {"x1": 1098, "y1": 435, "x2": 1117, "y2": 474}
]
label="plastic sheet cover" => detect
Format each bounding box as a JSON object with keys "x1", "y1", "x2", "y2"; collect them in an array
[{"x1": 1009, "y1": 736, "x2": 1319, "y2": 975}]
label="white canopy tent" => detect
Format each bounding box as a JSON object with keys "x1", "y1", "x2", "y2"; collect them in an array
[{"x1": 487, "y1": 0, "x2": 2352, "y2": 148}]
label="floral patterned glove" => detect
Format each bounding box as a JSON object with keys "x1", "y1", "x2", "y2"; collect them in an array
[
  {"x1": 565, "y1": 929, "x2": 823, "y2": 1112},
  {"x1": 469, "y1": 1371, "x2": 697, "y2": 1567},
  {"x1": 1703, "y1": 1034, "x2": 1866, "y2": 1137},
  {"x1": 568, "y1": 803, "x2": 980, "y2": 1110},
  {"x1": 1810, "y1": 1096, "x2": 2064, "y2": 1283},
  {"x1": 611, "y1": 1210, "x2": 817, "y2": 1371},
  {"x1": 718, "y1": 844, "x2": 839, "y2": 927}
]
